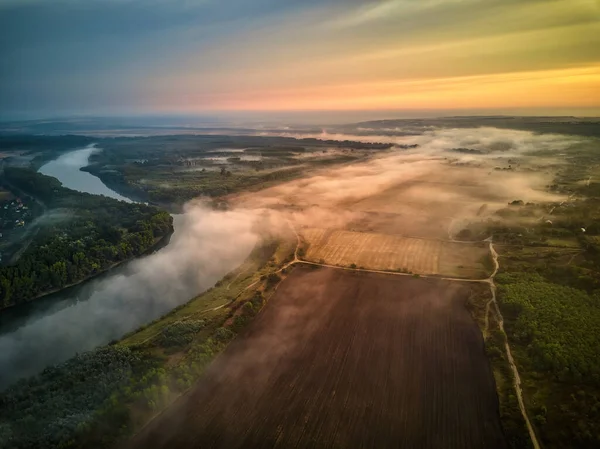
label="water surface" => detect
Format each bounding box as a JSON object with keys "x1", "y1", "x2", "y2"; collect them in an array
[
  {"x1": 0, "y1": 146, "x2": 255, "y2": 389},
  {"x1": 39, "y1": 145, "x2": 132, "y2": 202}
]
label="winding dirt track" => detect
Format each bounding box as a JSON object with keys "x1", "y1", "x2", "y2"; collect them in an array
[{"x1": 487, "y1": 243, "x2": 540, "y2": 449}]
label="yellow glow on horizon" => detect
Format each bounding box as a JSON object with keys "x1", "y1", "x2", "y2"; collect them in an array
[
  {"x1": 175, "y1": 65, "x2": 600, "y2": 112},
  {"x1": 145, "y1": 0, "x2": 600, "y2": 114}
]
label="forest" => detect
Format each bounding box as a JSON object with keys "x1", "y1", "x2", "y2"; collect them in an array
[
  {"x1": 497, "y1": 272, "x2": 600, "y2": 384},
  {"x1": 0, "y1": 328, "x2": 233, "y2": 449},
  {"x1": 0, "y1": 168, "x2": 173, "y2": 309},
  {"x1": 496, "y1": 272, "x2": 600, "y2": 448},
  {"x1": 0, "y1": 238, "x2": 284, "y2": 449}
]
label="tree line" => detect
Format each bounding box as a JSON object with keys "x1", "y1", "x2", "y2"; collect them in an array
[{"x1": 0, "y1": 168, "x2": 173, "y2": 309}]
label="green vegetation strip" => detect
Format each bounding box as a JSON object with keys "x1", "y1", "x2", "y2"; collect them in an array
[
  {"x1": 466, "y1": 288, "x2": 533, "y2": 449},
  {"x1": 0, "y1": 236, "x2": 296, "y2": 449}
]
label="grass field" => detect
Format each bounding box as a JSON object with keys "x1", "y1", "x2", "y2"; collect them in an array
[
  {"x1": 302, "y1": 228, "x2": 490, "y2": 278},
  {"x1": 128, "y1": 266, "x2": 507, "y2": 449}
]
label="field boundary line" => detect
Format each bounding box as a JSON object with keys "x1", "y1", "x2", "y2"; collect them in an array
[
  {"x1": 288, "y1": 220, "x2": 541, "y2": 449},
  {"x1": 295, "y1": 260, "x2": 490, "y2": 283}
]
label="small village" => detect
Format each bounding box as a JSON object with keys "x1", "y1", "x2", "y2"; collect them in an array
[{"x1": 0, "y1": 189, "x2": 37, "y2": 263}]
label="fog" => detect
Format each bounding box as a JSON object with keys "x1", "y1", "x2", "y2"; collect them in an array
[
  {"x1": 0, "y1": 205, "x2": 259, "y2": 388},
  {"x1": 236, "y1": 127, "x2": 572, "y2": 237},
  {"x1": 260, "y1": 126, "x2": 582, "y2": 155},
  {"x1": 0, "y1": 126, "x2": 578, "y2": 388}
]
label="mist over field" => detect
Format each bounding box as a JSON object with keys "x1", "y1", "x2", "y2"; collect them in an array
[
  {"x1": 238, "y1": 127, "x2": 571, "y2": 228},
  {"x1": 261, "y1": 126, "x2": 582, "y2": 154},
  {"x1": 1, "y1": 0, "x2": 598, "y2": 445},
  {"x1": 0, "y1": 126, "x2": 577, "y2": 388}
]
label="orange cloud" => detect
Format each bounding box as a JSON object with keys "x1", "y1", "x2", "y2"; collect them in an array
[{"x1": 173, "y1": 65, "x2": 600, "y2": 111}]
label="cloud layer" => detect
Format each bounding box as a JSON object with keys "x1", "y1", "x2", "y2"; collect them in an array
[{"x1": 1, "y1": 0, "x2": 598, "y2": 117}]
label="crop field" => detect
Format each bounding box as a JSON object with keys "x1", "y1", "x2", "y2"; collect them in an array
[
  {"x1": 128, "y1": 267, "x2": 507, "y2": 449},
  {"x1": 346, "y1": 209, "x2": 454, "y2": 240},
  {"x1": 301, "y1": 228, "x2": 490, "y2": 278},
  {"x1": 341, "y1": 171, "x2": 504, "y2": 239}
]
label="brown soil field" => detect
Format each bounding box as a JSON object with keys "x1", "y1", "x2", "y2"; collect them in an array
[
  {"x1": 302, "y1": 228, "x2": 490, "y2": 278},
  {"x1": 346, "y1": 209, "x2": 453, "y2": 240},
  {"x1": 128, "y1": 266, "x2": 507, "y2": 449},
  {"x1": 344, "y1": 184, "x2": 484, "y2": 239}
]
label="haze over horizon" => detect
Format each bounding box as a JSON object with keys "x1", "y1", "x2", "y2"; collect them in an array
[{"x1": 1, "y1": 0, "x2": 600, "y2": 119}]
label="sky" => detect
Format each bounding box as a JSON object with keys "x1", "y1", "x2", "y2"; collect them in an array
[{"x1": 1, "y1": 0, "x2": 600, "y2": 119}]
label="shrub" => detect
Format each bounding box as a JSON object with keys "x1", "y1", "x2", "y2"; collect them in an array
[
  {"x1": 242, "y1": 301, "x2": 255, "y2": 316},
  {"x1": 266, "y1": 273, "x2": 281, "y2": 288},
  {"x1": 158, "y1": 320, "x2": 205, "y2": 348},
  {"x1": 214, "y1": 327, "x2": 234, "y2": 342}
]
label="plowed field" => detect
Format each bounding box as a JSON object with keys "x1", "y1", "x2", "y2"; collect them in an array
[
  {"x1": 302, "y1": 228, "x2": 489, "y2": 278},
  {"x1": 128, "y1": 266, "x2": 507, "y2": 449}
]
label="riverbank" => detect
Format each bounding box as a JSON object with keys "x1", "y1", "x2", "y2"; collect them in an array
[
  {"x1": 0, "y1": 232, "x2": 298, "y2": 448},
  {"x1": 0, "y1": 230, "x2": 173, "y2": 313},
  {"x1": 0, "y1": 169, "x2": 174, "y2": 311},
  {"x1": 80, "y1": 165, "x2": 156, "y2": 206},
  {"x1": 0, "y1": 141, "x2": 303, "y2": 392},
  {"x1": 39, "y1": 145, "x2": 133, "y2": 203}
]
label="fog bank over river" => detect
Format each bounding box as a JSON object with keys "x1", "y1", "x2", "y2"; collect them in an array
[{"x1": 0, "y1": 147, "x2": 257, "y2": 389}]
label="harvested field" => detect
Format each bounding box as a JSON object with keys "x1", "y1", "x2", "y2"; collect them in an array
[
  {"x1": 302, "y1": 228, "x2": 490, "y2": 278},
  {"x1": 339, "y1": 171, "x2": 508, "y2": 239},
  {"x1": 346, "y1": 209, "x2": 453, "y2": 240},
  {"x1": 128, "y1": 266, "x2": 507, "y2": 449}
]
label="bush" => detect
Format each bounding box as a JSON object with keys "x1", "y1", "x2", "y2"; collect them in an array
[
  {"x1": 232, "y1": 314, "x2": 250, "y2": 332},
  {"x1": 242, "y1": 301, "x2": 255, "y2": 316},
  {"x1": 266, "y1": 273, "x2": 281, "y2": 288},
  {"x1": 214, "y1": 327, "x2": 234, "y2": 342},
  {"x1": 158, "y1": 320, "x2": 205, "y2": 348}
]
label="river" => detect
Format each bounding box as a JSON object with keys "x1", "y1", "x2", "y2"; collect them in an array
[
  {"x1": 0, "y1": 146, "x2": 256, "y2": 389},
  {"x1": 39, "y1": 144, "x2": 132, "y2": 202}
]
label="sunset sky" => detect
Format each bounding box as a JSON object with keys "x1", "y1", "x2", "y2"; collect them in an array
[{"x1": 1, "y1": 0, "x2": 599, "y2": 118}]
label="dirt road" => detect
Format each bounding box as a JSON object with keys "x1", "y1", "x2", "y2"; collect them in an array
[{"x1": 487, "y1": 241, "x2": 540, "y2": 449}]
